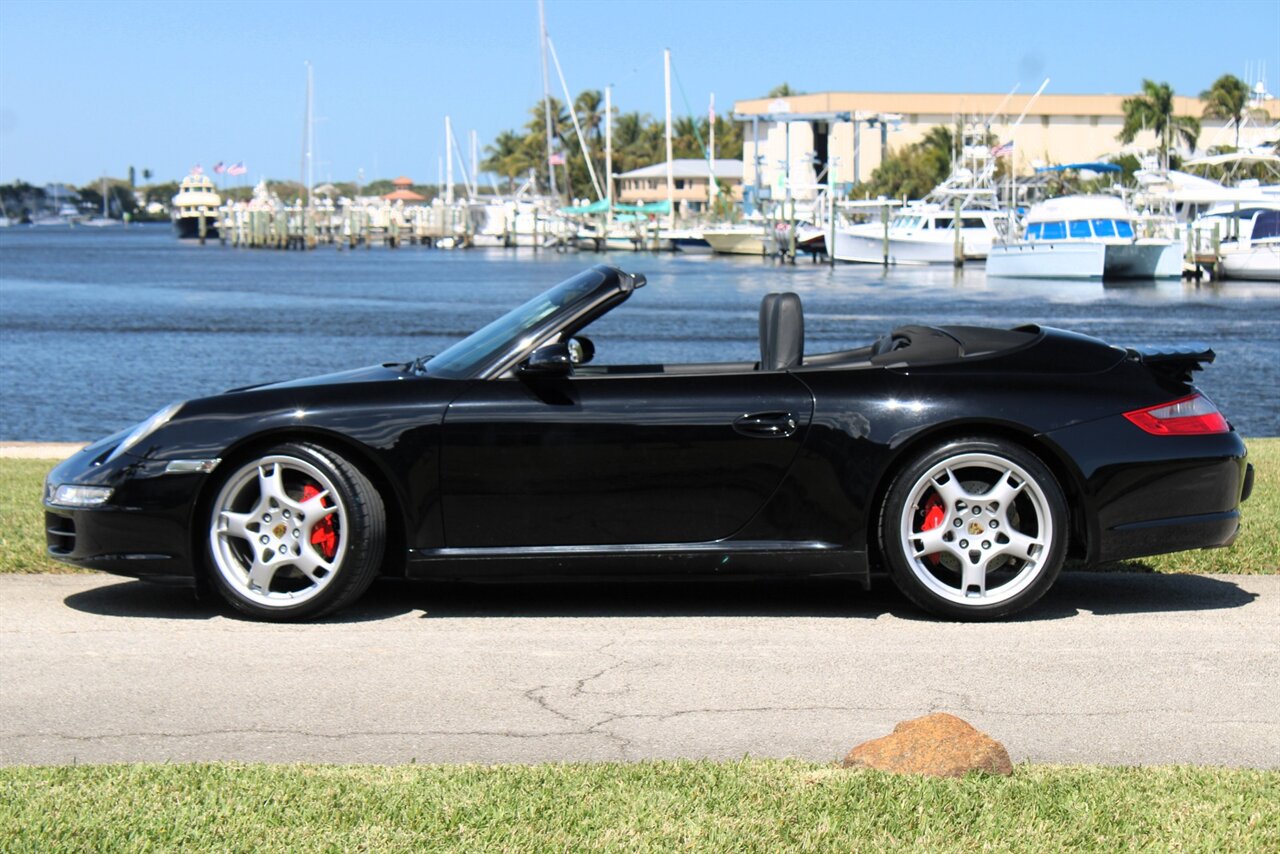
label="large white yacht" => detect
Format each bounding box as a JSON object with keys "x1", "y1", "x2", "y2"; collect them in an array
[
  {"x1": 987, "y1": 195, "x2": 1181, "y2": 279},
  {"x1": 171, "y1": 173, "x2": 222, "y2": 239}
]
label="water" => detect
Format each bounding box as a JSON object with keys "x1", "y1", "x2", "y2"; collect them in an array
[{"x1": 1, "y1": 224, "x2": 1278, "y2": 440}]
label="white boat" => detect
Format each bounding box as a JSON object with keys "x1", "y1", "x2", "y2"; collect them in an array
[
  {"x1": 833, "y1": 133, "x2": 1008, "y2": 265},
  {"x1": 82, "y1": 177, "x2": 122, "y2": 228},
  {"x1": 172, "y1": 173, "x2": 222, "y2": 239},
  {"x1": 660, "y1": 227, "x2": 711, "y2": 253},
  {"x1": 1195, "y1": 205, "x2": 1280, "y2": 281},
  {"x1": 702, "y1": 223, "x2": 774, "y2": 256},
  {"x1": 833, "y1": 205, "x2": 1005, "y2": 264},
  {"x1": 987, "y1": 195, "x2": 1181, "y2": 279}
]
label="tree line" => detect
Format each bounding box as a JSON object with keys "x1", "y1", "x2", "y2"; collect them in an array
[
  {"x1": 855, "y1": 73, "x2": 1273, "y2": 202},
  {"x1": 482, "y1": 91, "x2": 744, "y2": 200}
]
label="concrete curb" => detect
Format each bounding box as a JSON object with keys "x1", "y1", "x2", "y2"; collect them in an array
[{"x1": 0, "y1": 442, "x2": 85, "y2": 460}]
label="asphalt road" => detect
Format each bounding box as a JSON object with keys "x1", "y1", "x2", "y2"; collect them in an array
[{"x1": 2, "y1": 573, "x2": 1277, "y2": 767}]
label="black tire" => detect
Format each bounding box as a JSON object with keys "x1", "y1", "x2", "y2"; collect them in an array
[
  {"x1": 880, "y1": 436, "x2": 1067, "y2": 621},
  {"x1": 205, "y1": 442, "x2": 385, "y2": 621}
]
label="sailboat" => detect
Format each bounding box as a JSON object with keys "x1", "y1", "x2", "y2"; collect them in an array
[{"x1": 82, "y1": 177, "x2": 122, "y2": 227}]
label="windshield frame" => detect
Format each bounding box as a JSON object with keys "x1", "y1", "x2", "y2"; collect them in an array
[{"x1": 422, "y1": 265, "x2": 638, "y2": 380}]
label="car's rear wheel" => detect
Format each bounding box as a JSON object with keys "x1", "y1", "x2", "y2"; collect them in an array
[
  {"x1": 206, "y1": 442, "x2": 384, "y2": 621},
  {"x1": 881, "y1": 437, "x2": 1067, "y2": 620}
]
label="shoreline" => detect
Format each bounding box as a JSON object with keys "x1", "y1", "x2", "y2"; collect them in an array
[{"x1": 0, "y1": 441, "x2": 86, "y2": 459}]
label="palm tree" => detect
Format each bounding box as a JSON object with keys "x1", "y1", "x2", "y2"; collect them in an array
[
  {"x1": 767, "y1": 83, "x2": 801, "y2": 98},
  {"x1": 574, "y1": 90, "x2": 605, "y2": 146},
  {"x1": 1200, "y1": 73, "x2": 1262, "y2": 148},
  {"x1": 1117, "y1": 79, "x2": 1200, "y2": 167},
  {"x1": 573, "y1": 89, "x2": 607, "y2": 193},
  {"x1": 483, "y1": 130, "x2": 536, "y2": 190},
  {"x1": 672, "y1": 116, "x2": 704, "y2": 160}
]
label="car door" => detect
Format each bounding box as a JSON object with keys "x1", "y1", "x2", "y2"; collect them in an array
[{"x1": 439, "y1": 370, "x2": 814, "y2": 548}]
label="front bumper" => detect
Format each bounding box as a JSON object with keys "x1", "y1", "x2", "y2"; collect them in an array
[{"x1": 43, "y1": 443, "x2": 209, "y2": 577}]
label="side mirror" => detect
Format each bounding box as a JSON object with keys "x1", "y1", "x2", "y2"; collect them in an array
[
  {"x1": 568, "y1": 336, "x2": 595, "y2": 366},
  {"x1": 522, "y1": 342, "x2": 573, "y2": 376}
]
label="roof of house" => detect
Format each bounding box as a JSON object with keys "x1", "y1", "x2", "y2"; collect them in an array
[
  {"x1": 391, "y1": 176, "x2": 414, "y2": 187},
  {"x1": 383, "y1": 188, "x2": 426, "y2": 201},
  {"x1": 617, "y1": 159, "x2": 744, "y2": 180}
]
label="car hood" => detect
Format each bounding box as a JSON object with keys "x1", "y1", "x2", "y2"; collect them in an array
[{"x1": 225, "y1": 363, "x2": 409, "y2": 393}]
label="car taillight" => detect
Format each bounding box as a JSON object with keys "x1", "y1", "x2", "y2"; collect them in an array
[{"x1": 1123, "y1": 393, "x2": 1229, "y2": 435}]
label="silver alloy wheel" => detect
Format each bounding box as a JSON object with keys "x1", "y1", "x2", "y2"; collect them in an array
[
  {"x1": 899, "y1": 452, "x2": 1054, "y2": 607},
  {"x1": 209, "y1": 454, "x2": 349, "y2": 608}
]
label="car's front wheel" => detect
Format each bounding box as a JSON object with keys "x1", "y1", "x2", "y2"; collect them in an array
[
  {"x1": 206, "y1": 442, "x2": 384, "y2": 621},
  {"x1": 880, "y1": 437, "x2": 1067, "y2": 620}
]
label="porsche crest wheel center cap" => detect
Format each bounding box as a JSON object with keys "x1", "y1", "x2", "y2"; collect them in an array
[
  {"x1": 968, "y1": 521, "x2": 984, "y2": 536},
  {"x1": 273, "y1": 524, "x2": 287, "y2": 538}
]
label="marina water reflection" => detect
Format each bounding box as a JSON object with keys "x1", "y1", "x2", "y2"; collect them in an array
[{"x1": 1, "y1": 224, "x2": 1277, "y2": 440}]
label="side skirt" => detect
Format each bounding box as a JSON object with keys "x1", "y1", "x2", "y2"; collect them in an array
[{"x1": 405, "y1": 540, "x2": 869, "y2": 585}]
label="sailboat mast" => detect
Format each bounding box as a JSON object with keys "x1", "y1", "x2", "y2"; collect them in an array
[
  {"x1": 605, "y1": 84, "x2": 613, "y2": 227},
  {"x1": 709, "y1": 92, "x2": 716, "y2": 203},
  {"x1": 302, "y1": 61, "x2": 314, "y2": 210},
  {"x1": 538, "y1": 0, "x2": 558, "y2": 198},
  {"x1": 470, "y1": 130, "x2": 478, "y2": 197},
  {"x1": 446, "y1": 116, "x2": 455, "y2": 205},
  {"x1": 664, "y1": 48, "x2": 675, "y2": 229}
]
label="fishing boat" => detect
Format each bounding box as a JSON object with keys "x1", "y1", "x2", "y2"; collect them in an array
[
  {"x1": 702, "y1": 222, "x2": 774, "y2": 256},
  {"x1": 832, "y1": 137, "x2": 1007, "y2": 265},
  {"x1": 171, "y1": 173, "x2": 222, "y2": 240},
  {"x1": 987, "y1": 195, "x2": 1181, "y2": 279}
]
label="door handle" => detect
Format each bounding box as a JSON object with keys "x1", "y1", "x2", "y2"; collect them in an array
[{"x1": 733, "y1": 411, "x2": 799, "y2": 439}]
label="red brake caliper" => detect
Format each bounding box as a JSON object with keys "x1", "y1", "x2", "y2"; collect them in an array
[
  {"x1": 920, "y1": 494, "x2": 945, "y2": 566},
  {"x1": 300, "y1": 484, "x2": 337, "y2": 560}
]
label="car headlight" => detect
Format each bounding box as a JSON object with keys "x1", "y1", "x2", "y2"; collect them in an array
[
  {"x1": 105, "y1": 401, "x2": 185, "y2": 462},
  {"x1": 51, "y1": 484, "x2": 114, "y2": 507}
]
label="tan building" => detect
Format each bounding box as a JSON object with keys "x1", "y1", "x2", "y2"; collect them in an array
[
  {"x1": 734, "y1": 91, "x2": 1280, "y2": 201},
  {"x1": 616, "y1": 159, "x2": 744, "y2": 212}
]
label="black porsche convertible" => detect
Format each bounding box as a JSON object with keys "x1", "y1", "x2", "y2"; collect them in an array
[{"x1": 44, "y1": 264, "x2": 1253, "y2": 621}]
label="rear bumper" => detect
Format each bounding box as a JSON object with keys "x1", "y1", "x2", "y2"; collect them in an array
[
  {"x1": 1042, "y1": 419, "x2": 1250, "y2": 565},
  {"x1": 1096, "y1": 509, "x2": 1240, "y2": 564}
]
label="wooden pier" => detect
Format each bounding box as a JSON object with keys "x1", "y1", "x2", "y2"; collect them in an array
[{"x1": 216, "y1": 202, "x2": 477, "y2": 250}]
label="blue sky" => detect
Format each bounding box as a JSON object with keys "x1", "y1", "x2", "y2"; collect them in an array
[{"x1": 1, "y1": 0, "x2": 1277, "y2": 187}]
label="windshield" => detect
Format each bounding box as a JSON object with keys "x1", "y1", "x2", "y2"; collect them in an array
[{"x1": 423, "y1": 268, "x2": 608, "y2": 379}]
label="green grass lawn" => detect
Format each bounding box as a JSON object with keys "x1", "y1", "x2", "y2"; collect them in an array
[
  {"x1": 3, "y1": 438, "x2": 1276, "y2": 575},
  {"x1": 1, "y1": 761, "x2": 1276, "y2": 852}
]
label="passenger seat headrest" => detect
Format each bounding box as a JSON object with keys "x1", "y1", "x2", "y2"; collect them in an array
[{"x1": 759, "y1": 292, "x2": 804, "y2": 371}]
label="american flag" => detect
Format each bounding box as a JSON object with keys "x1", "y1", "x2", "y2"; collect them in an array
[
  {"x1": 191, "y1": 164, "x2": 203, "y2": 175},
  {"x1": 227, "y1": 162, "x2": 247, "y2": 176},
  {"x1": 213, "y1": 162, "x2": 226, "y2": 174},
  {"x1": 992, "y1": 141, "x2": 1014, "y2": 158},
  {"x1": 548, "y1": 152, "x2": 566, "y2": 166}
]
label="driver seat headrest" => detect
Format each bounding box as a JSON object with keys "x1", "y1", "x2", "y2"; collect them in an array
[{"x1": 759, "y1": 292, "x2": 804, "y2": 371}]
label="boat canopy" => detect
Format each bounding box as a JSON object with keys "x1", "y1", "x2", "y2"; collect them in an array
[
  {"x1": 1034, "y1": 162, "x2": 1122, "y2": 174},
  {"x1": 1024, "y1": 194, "x2": 1132, "y2": 222},
  {"x1": 559, "y1": 200, "x2": 671, "y2": 216},
  {"x1": 1184, "y1": 151, "x2": 1280, "y2": 168}
]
